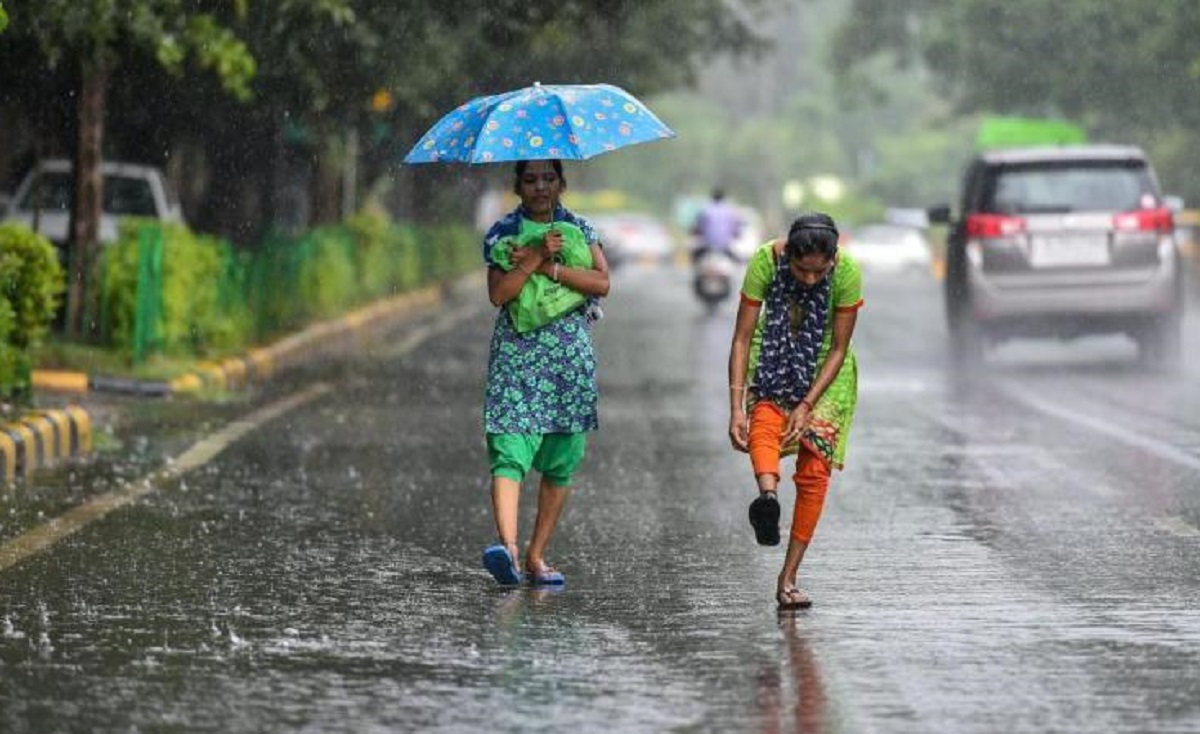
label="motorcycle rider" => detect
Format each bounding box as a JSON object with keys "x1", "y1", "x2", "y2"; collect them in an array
[{"x1": 691, "y1": 187, "x2": 744, "y2": 263}]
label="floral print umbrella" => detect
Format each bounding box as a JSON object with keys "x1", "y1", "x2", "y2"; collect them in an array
[{"x1": 403, "y1": 82, "x2": 676, "y2": 164}]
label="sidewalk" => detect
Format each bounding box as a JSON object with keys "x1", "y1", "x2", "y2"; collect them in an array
[{"x1": 5, "y1": 275, "x2": 480, "y2": 484}]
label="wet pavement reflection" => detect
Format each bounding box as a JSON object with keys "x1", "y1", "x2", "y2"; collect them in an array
[{"x1": 1, "y1": 264, "x2": 1200, "y2": 732}]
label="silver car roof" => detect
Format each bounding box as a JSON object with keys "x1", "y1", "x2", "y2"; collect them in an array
[{"x1": 979, "y1": 145, "x2": 1147, "y2": 165}]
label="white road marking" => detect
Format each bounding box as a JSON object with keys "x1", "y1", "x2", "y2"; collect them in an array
[
  {"x1": 0, "y1": 382, "x2": 332, "y2": 573},
  {"x1": 998, "y1": 383, "x2": 1200, "y2": 472},
  {"x1": 375, "y1": 302, "x2": 480, "y2": 358}
]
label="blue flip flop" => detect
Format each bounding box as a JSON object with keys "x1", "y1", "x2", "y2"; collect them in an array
[
  {"x1": 526, "y1": 565, "x2": 565, "y2": 587},
  {"x1": 482, "y1": 544, "x2": 523, "y2": 586}
]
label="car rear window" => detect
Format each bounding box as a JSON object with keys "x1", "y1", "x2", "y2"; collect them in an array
[
  {"x1": 105, "y1": 176, "x2": 158, "y2": 216},
  {"x1": 16, "y1": 171, "x2": 158, "y2": 216},
  {"x1": 983, "y1": 161, "x2": 1155, "y2": 214},
  {"x1": 16, "y1": 172, "x2": 73, "y2": 212}
]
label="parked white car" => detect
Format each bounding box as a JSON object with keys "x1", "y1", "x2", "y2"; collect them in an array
[{"x1": 2, "y1": 159, "x2": 184, "y2": 247}]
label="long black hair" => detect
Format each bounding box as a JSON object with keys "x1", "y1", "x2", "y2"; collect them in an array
[{"x1": 785, "y1": 212, "x2": 839, "y2": 260}]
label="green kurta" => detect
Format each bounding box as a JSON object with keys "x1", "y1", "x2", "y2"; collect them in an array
[{"x1": 740, "y1": 242, "x2": 863, "y2": 469}]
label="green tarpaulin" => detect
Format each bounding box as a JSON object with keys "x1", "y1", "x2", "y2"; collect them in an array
[{"x1": 976, "y1": 116, "x2": 1087, "y2": 150}]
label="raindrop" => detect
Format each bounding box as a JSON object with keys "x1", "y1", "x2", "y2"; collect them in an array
[
  {"x1": 227, "y1": 627, "x2": 245, "y2": 647},
  {"x1": 2, "y1": 616, "x2": 24, "y2": 639}
]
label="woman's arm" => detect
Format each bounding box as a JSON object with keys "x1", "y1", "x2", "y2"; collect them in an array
[
  {"x1": 487, "y1": 245, "x2": 547, "y2": 306},
  {"x1": 727, "y1": 298, "x2": 760, "y2": 452},
  {"x1": 806, "y1": 309, "x2": 858, "y2": 404},
  {"x1": 783, "y1": 309, "x2": 858, "y2": 439},
  {"x1": 538, "y1": 242, "x2": 610, "y2": 297}
]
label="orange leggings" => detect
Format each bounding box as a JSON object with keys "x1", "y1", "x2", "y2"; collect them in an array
[{"x1": 748, "y1": 401, "x2": 831, "y2": 544}]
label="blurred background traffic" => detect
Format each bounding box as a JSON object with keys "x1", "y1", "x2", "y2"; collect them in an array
[
  {"x1": 1, "y1": 0, "x2": 1198, "y2": 381},
  {"x1": 7, "y1": 0, "x2": 1200, "y2": 276}
]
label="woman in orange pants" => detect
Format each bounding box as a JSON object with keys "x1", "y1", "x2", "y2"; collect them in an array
[{"x1": 727, "y1": 212, "x2": 862, "y2": 610}]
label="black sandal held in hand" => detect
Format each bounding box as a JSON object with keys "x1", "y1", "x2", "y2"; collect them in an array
[{"x1": 748, "y1": 492, "x2": 781, "y2": 546}]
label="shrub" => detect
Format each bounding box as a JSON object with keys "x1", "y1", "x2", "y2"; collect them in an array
[
  {"x1": 345, "y1": 207, "x2": 393, "y2": 298},
  {"x1": 90, "y1": 214, "x2": 480, "y2": 365},
  {"x1": 100, "y1": 219, "x2": 253, "y2": 360},
  {"x1": 0, "y1": 223, "x2": 65, "y2": 397},
  {"x1": 390, "y1": 223, "x2": 424, "y2": 293},
  {"x1": 295, "y1": 226, "x2": 357, "y2": 320}
]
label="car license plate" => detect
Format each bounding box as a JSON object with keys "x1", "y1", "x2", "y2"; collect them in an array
[{"x1": 1030, "y1": 235, "x2": 1110, "y2": 267}]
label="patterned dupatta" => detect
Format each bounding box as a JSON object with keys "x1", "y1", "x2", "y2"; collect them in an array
[{"x1": 753, "y1": 249, "x2": 832, "y2": 410}]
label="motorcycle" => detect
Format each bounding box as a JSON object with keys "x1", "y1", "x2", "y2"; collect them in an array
[{"x1": 692, "y1": 249, "x2": 739, "y2": 312}]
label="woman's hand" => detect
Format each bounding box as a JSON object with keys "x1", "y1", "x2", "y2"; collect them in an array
[
  {"x1": 729, "y1": 406, "x2": 750, "y2": 453},
  {"x1": 542, "y1": 229, "x2": 564, "y2": 259},
  {"x1": 510, "y1": 245, "x2": 546, "y2": 274},
  {"x1": 783, "y1": 402, "x2": 812, "y2": 443},
  {"x1": 535, "y1": 230, "x2": 564, "y2": 277}
]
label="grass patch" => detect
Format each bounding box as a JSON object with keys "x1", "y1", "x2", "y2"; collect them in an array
[{"x1": 32, "y1": 340, "x2": 205, "y2": 381}]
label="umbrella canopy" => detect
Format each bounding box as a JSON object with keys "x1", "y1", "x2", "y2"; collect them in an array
[{"x1": 403, "y1": 82, "x2": 676, "y2": 165}]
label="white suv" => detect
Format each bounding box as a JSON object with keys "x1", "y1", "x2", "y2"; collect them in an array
[
  {"x1": 3, "y1": 159, "x2": 184, "y2": 249},
  {"x1": 929, "y1": 145, "x2": 1184, "y2": 368}
]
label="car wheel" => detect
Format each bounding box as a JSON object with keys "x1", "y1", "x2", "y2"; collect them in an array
[
  {"x1": 949, "y1": 319, "x2": 986, "y2": 369},
  {"x1": 943, "y1": 254, "x2": 983, "y2": 368},
  {"x1": 1136, "y1": 312, "x2": 1182, "y2": 372}
]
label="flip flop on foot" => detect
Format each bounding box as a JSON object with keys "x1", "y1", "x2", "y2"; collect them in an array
[
  {"x1": 748, "y1": 492, "x2": 781, "y2": 546},
  {"x1": 482, "y1": 544, "x2": 523, "y2": 586},
  {"x1": 776, "y1": 586, "x2": 812, "y2": 611},
  {"x1": 525, "y1": 561, "x2": 565, "y2": 586}
]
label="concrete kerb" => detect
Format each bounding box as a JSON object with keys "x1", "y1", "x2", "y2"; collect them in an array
[
  {"x1": 18, "y1": 276, "x2": 473, "y2": 482},
  {"x1": 0, "y1": 406, "x2": 93, "y2": 484}
]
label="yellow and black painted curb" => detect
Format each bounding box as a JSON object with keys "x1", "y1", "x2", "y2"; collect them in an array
[
  {"x1": 0, "y1": 406, "x2": 91, "y2": 483},
  {"x1": 31, "y1": 283, "x2": 448, "y2": 398}
]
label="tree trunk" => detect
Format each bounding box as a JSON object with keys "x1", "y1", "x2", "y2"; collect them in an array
[
  {"x1": 67, "y1": 59, "x2": 109, "y2": 338},
  {"x1": 311, "y1": 143, "x2": 341, "y2": 226}
]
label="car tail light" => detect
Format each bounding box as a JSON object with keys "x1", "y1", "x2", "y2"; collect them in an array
[
  {"x1": 965, "y1": 213, "x2": 1025, "y2": 238},
  {"x1": 1112, "y1": 207, "x2": 1173, "y2": 233}
]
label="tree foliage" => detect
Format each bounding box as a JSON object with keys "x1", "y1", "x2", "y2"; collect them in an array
[
  {"x1": 580, "y1": 0, "x2": 974, "y2": 228},
  {"x1": 3, "y1": 1, "x2": 768, "y2": 238},
  {"x1": 1, "y1": 0, "x2": 254, "y2": 95},
  {"x1": 833, "y1": 0, "x2": 1200, "y2": 199},
  {"x1": 0, "y1": 1, "x2": 257, "y2": 335}
]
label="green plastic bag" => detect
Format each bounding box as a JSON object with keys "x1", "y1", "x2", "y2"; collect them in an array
[{"x1": 491, "y1": 219, "x2": 594, "y2": 333}]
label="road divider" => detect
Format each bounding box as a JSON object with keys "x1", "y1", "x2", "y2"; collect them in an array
[{"x1": 0, "y1": 405, "x2": 91, "y2": 483}]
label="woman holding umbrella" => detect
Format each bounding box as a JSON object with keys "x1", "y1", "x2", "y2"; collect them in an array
[
  {"x1": 480, "y1": 159, "x2": 610, "y2": 586},
  {"x1": 403, "y1": 82, "x2": 673, "y2": 586}
]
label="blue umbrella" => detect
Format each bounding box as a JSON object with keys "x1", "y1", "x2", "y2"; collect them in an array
[{"x1": 403, "y1": 82, "x2": 676, "y2": 164}]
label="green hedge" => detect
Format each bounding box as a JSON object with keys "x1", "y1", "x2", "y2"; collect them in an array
[
  {"x1": 96, "y1": 210, "x2": 479, "y2": 362},
  {"x1": 0, "y1": 223, "x2": 65, "y2": 398},
  {"x1": 100, "y1": 219, "x2": 253, "y2": 359}
]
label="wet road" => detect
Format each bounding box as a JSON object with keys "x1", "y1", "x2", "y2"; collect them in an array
[{"x1": 2, "y1": 262, "x2": 1200, "y2": 732}]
